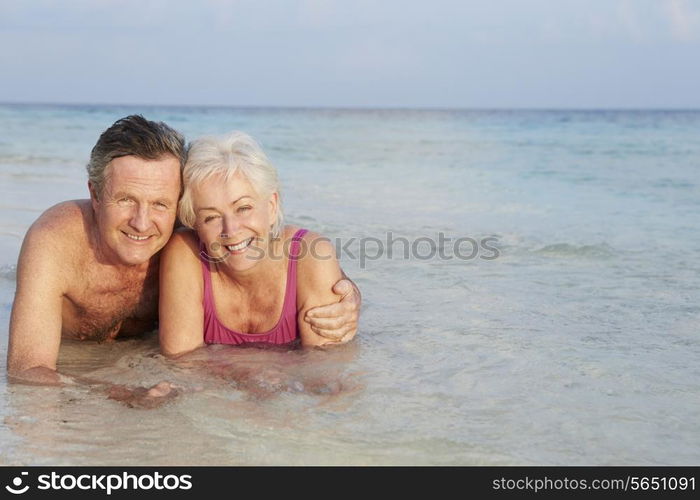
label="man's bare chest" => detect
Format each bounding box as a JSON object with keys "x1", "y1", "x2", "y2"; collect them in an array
[{"x1": 62, "y1": 270, "x2": 158, "y2": 341}]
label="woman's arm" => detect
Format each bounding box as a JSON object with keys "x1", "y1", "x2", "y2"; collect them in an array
[
  {"x1": 296, "y1": 232, "x2": 346, "y2": 347},
  {"x1": 158, "y1": 230, "x2": 206, "y2": 357}
]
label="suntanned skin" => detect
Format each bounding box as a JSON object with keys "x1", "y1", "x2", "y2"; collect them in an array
[
  {"x1": 7, "y1": 155, "x2": 182, "y2": 386},
  {"x1": 159, "y1": 226, "x2": 343, "y2": 356},
  {"x1": 23, "y1": 200, "x2": 160, "y2": 342},
  {"x1": 7, "y1": 154, "x2": 361, "y2": 392},
  {"x1": 158, "y1": 171, "x2": 348, "y2": 356}
]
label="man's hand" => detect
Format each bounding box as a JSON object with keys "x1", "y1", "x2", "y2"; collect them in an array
[
  {"x1": 303, "y1": 278, "x2": 360, "y2": 343},
  {"x1": 107, "y1": 381, "x2": 181, "y2": 409}
]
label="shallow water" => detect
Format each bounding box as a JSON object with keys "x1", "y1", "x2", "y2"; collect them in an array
[{"x1": 0, "y1": 105, "x2": 699, "y2": 465}]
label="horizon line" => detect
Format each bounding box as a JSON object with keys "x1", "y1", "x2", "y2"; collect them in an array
[{"x1": 1, "y1": 100, "x2": 699, "y2": 113}]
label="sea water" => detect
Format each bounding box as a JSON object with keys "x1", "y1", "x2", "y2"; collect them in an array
[{"x1": 0, "y1": 104, "x2": 698, "y2": 465}]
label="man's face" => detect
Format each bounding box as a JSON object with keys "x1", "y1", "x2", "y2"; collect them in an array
[{"x1": 91, "y1": 155, "x2": 181, "y2": 266}]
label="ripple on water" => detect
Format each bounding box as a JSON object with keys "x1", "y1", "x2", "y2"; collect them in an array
[
  {"x1": 0, "y1": 265, "x2": 16, "y2": 282},
  {"x1": 534, "y1": 242, "x2": 616, "y2": 259}
]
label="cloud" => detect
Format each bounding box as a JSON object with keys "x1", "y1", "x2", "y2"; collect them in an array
[
  {"x1": 665, "y1": 0, "x2": 700, "y2": 41},
  {"x1": 616, "y1": 0, "x2": 645, "y2": 42},
  {"x1": 1, "y1": 0, "x2": 699, "y2": 107}
]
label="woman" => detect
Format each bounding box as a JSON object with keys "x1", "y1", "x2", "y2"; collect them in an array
[{"x1": 159, "y1": 132, "x2": 347, "y2": 356}]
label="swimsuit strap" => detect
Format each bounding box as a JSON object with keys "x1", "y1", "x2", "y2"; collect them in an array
[
  {"x1": 283, "y1": 228, "x2": 309, "y2": 315},
  {"x1": 199, "y1": 229, "x2": 308, "y2": 344}
]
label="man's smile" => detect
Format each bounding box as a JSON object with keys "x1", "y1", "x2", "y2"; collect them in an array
[{"x1": 122, "y1": 231, "x2": 154, "y2": 242}]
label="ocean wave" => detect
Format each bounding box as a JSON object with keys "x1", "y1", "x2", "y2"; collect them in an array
[
  {"x1": 653, "y1": 178, "x2": 695, "y2": 189},
  {"x1": 534, "y1": 242, "x2": 616, "y2": 259},
  {"x1": 0, "y1": 264, "x2": 16, "y2": 282},
  {"x1": 0, "y1": 153, "x2": 75, "y2": 166}
]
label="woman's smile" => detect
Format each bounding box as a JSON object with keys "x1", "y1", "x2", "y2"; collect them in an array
[{"x1": 225, "y1": 237, "x2": 254, "y2": 253}]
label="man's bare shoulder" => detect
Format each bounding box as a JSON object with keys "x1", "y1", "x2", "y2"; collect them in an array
[
  {"x1": 20, "y1": 200, "x2": 93, "y2": 277},
  {"x1": 27, "y1": 200, "x2": 92, "y2": 244}
]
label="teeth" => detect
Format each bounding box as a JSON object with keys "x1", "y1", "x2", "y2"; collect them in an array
[
  {"x1": 125, "y1": 233, "x2": 149, "y2": 241},
  {"x1": 226, "y1": 238, "x2": 252, "y2": 252}
]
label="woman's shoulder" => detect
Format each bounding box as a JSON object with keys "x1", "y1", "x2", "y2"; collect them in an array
[
  {"x1": 280, "y1": 225, "x2": 304, "y2": 239},
  {"x1": 285, "y1": 226, "x2": 340, "y2": 285},
  {"x1": 286, "y1": 226, "x2": 342, "y2": 316},
  {"x1": 280, "y1": 225, "x2": 335, "y2": 260}
]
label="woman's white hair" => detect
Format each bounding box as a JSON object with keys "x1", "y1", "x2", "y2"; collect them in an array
[{"x1": 178, "y1": 131, "x2": 283, "y2": 237}]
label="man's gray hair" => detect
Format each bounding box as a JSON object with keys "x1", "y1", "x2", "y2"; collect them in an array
[
  {"x1": 178, "y1": 131, "x2": 284, "y2": 238},
  {"x1": 87, "y1": 115, "x2": 186, "y2": 197}
]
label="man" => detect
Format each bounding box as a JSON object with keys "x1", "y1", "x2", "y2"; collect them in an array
[{"x1": 7, "y1": 115, "x2": 360, "y2": 386}]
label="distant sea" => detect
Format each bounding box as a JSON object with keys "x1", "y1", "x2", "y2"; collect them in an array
[{"x1": 1, "y1": 103, "x2": 699, "y2": 465}]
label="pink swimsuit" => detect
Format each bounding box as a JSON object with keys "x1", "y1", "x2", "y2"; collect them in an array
[{"x1": 200, "y1": 229, "x2": 307, "y2": 345}]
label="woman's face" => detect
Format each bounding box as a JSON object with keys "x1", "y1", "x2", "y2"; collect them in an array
[{"x1": 192, "y1": 170, "x2": 278, "y2": 272}]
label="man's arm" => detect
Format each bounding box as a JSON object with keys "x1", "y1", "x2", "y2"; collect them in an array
[{"x1": 7, "y1": 221, "x2": 67, "y2": 385}]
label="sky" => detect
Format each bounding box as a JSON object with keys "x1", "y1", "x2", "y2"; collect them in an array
[{"x1": 1, "y1": 0, "x2": 699, "y2": 109}]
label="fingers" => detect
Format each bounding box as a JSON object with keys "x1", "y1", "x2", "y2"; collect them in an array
[
  {"x1": 146, "y1": 381, "x2": 174, "y2": 397},
  {"x1": 108, "y1": 381, "x2": 181, "y2": 409},
  {"x1": 339, "y1": 328, "x2": 357, "y2": 343},
  {"x1": 310, "y1": 327, "x2": 345, "y2": 341},
  {"x1": 306, "y1": 301, "x2": 346, "y2": 320},
  {"x1": 332, "y1": 279, "x2": 353, "y2": 297},
  {"x1": 306, "y1": 277, "x2": 360, "y2": 342},
  {"x1": 310, "y1": 321, "x2": 357, "y2": 342},
  {"x1": 334, "y1": 278, "x2": 361, "y2": 309},
  {"x1": 338, "y1": 284, "x2": 360, "y2": 310},
  {"x1": 307, "y1": 314, "x2": 345, "y2": 331},
  {"x1": 307, "y1": 279, "x2": 359, "y2": 322},
  {"x1": 306, "y1": 294, "x2": 358, "y2": 321}
]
